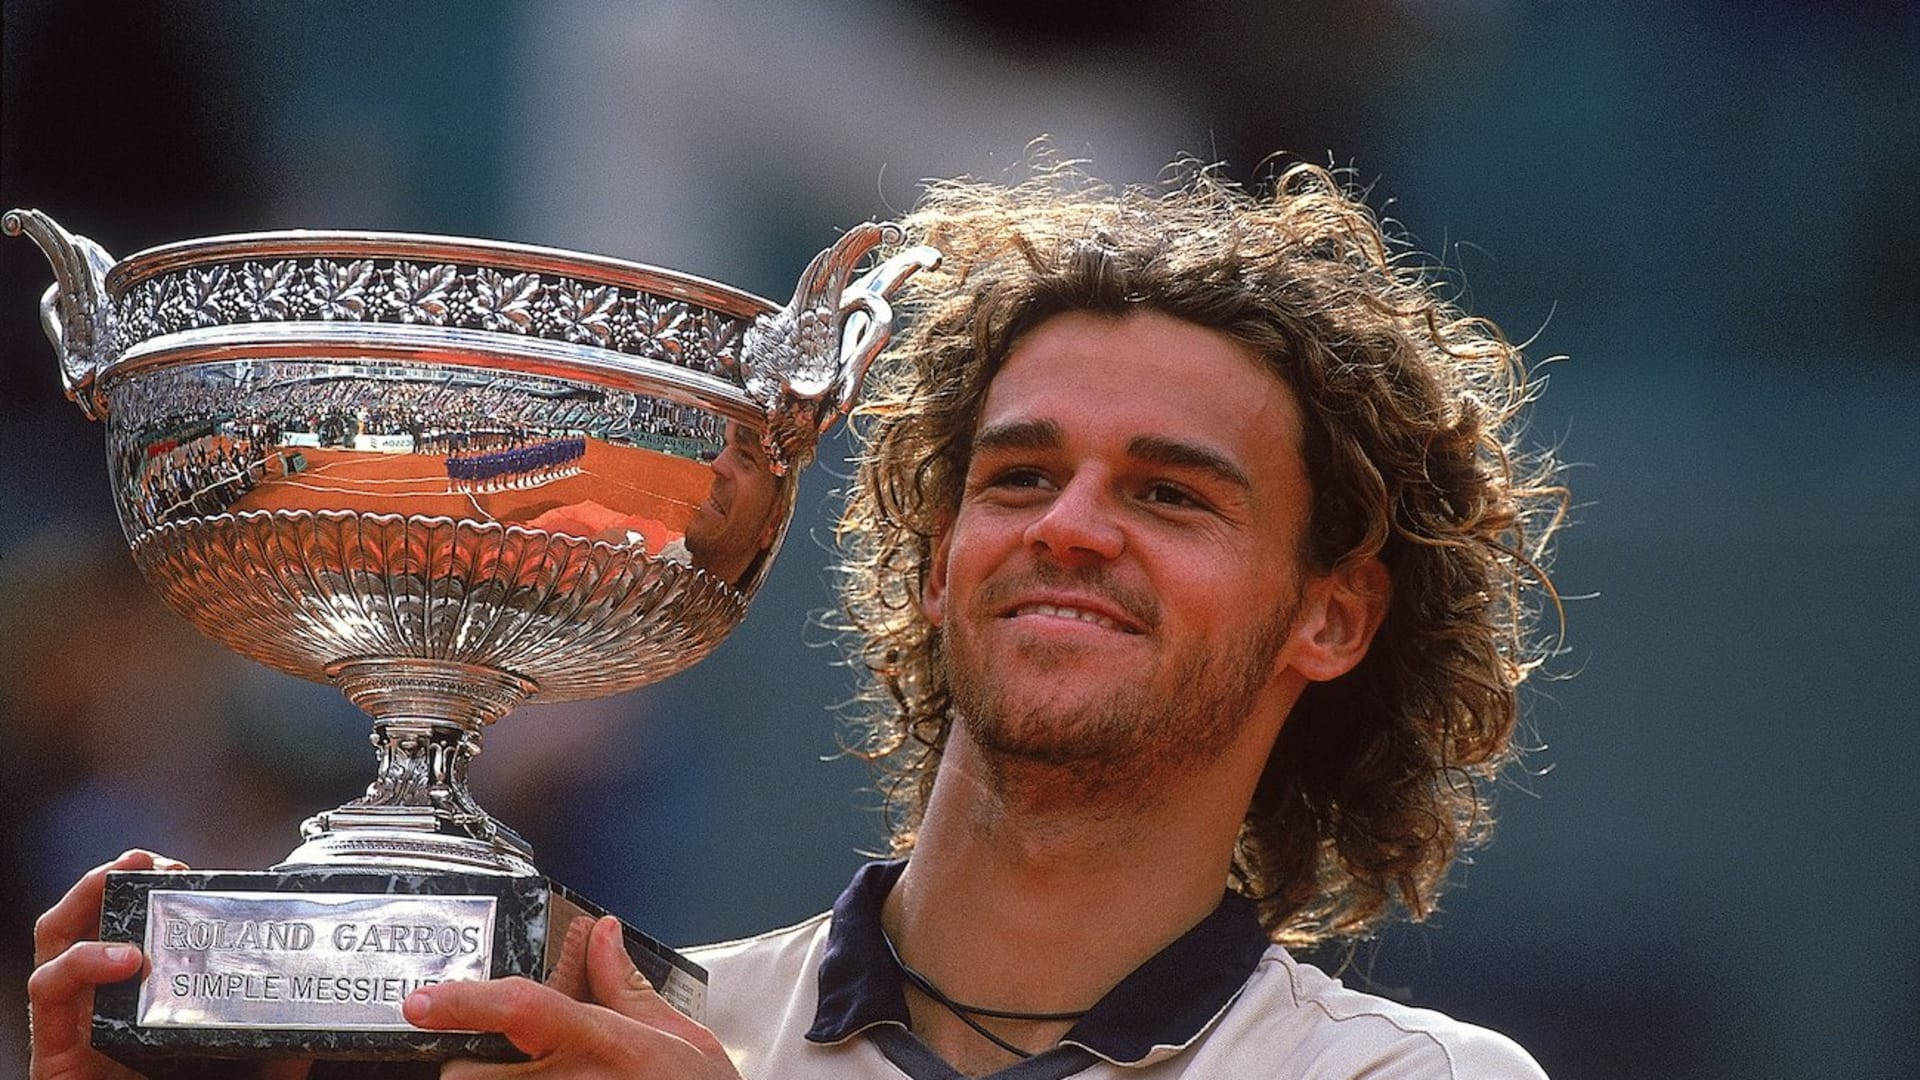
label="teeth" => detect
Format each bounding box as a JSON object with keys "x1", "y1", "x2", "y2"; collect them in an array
[{"x1": 1015, "y1": 604, "x2": 1124, "y2": 632}]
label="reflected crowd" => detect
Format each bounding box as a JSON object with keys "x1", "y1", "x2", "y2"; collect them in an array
[
  {"x1": 107, "y1": 362, "x2": 735, "y2": 532},
  {"x1": 124, "y1": 429, "x2": 283, "y2": 529},
  {"x1": 445, "y1": 435, "x2": 587, "y2": 492}
]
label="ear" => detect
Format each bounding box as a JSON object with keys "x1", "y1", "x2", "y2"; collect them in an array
[
  {"x1": 921, "y1": 525, "x2": 953, "y2": 627},
  {"x1": 1287, "y1": 555, "x2": 1391, "y2": 683}
]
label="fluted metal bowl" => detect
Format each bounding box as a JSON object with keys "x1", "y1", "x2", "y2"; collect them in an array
[{"x1": 8, "y1": 209, "x2": 936, "y2": 872}]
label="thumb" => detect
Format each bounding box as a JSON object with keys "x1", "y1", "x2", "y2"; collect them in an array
[
  {"x1": 584, "y1": 915, "x2": 712, "y2": 1044},
  {"x1": 585, "y1": 916, "x2": 670, "y2": 1019},
  {"x1": 585, "y1": 916, "x2": 731, "y2": 1061}
]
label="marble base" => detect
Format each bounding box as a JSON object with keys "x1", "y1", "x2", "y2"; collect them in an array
[{"x1": 93, "y1": 868, "x2": 705, "y2": 1072}]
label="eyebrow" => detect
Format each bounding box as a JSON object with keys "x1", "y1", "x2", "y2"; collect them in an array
[
  {"x1": 1128, "y1": 435, "x2": 1253, "y2": 493},
  {"x1": 972, "y1": 420, "x2": 1253, "y2": 494},
  {"x1": 971, "y1": 418, "x2": 1062, "y2": 455}
]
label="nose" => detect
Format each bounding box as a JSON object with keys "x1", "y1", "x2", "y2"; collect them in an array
[{"x1": 1023, "y1": 474, "x2": 1124, "y2": 564}]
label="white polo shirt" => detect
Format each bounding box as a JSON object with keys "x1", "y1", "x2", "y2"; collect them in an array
[{"x1": 687, "y1": 861, "x2": 1547, "y2": 1080}]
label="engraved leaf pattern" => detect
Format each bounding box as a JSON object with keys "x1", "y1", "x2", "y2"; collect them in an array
[
  {"x1": 552, "y1": 281, "x2": 619, "y2": 345},
  {"x1": 114, "y1": 258, "x2": 757, "y2": 388},
  {"x1": 471, "y1": 268, "x2": 542, "y2": 333},
  {"x1": 632, "y1": 296, "x2": 690, "y2": 361},
  {"x1": 692, "y1": 313, "x2": 745, "y2": 377},
  {"x1": 184, "y1": 266, "x2": 233, "y2": 328},
  {"x1": 307, "y1": 259, "x2": 374, "y2": 320},
  {"x1": 122, "y1": 281, "x2": 163, "y2": 340},
  {"x1": 241, "y1": 261, "x2": 302, "y2": 320},
  {"x1": 396, "y1": 262, "x2": 457, "y2": 325},
  {"x1": 154, "y1": 276, "x2": 191, "y2": 334}
]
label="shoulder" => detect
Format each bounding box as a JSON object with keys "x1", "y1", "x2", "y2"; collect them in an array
[
  {"x1": 683, "y1": 912, "x2": 841, "y2": 1076},
  {"x1": 685, "y1": 912, "x2": 833, "y2": 1023},
  {"x1": 687, "y1": 909, "x2": 833, "y2": 983},
  {"x1": 1209, "y1": 947, "x2": 1547, "y2": 1079}
]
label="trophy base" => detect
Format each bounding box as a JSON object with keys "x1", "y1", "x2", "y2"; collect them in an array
[{"x1": 92, "y1": 869, "x2": 706, "y2": 1074}]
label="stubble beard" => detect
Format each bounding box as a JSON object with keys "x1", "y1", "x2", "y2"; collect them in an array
[{"x1": 941, "y1": 592, "x2": 1298, "y2": 802}]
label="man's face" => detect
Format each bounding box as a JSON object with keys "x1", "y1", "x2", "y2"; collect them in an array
[
  {"x1": 922, "y1": 309, "x2": 1319, "y2": 784},
  {"x1": 686, "y1": 421, "x2": 784, "y2": 584}
]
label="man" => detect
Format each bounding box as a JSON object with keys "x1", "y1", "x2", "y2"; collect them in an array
[
  {"x1": 31, "y1": 161, "x2": 1561, "y2": 1079},
  {"x1": 676, "y1": 420, "x2": 787, "y2": 587}
]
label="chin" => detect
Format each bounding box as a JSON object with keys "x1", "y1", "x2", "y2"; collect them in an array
[{"x1": 964, "y1": 698, "x2": 1143, "y2": 764}]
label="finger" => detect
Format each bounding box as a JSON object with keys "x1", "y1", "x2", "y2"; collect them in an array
[
  {"x1": 34, "y1": 850, "x2": 184, "y2": 965},
  {"x1": 28, "y1": 941, "x2": 144, "y2": 1006},
  {"x1": 585, "y1": 917, "x2": 664, "y2": 1018},
  {"x1": 28, "y1": 941, "x2": 144, "y2": 1059},
  {"x1": 585, "y1": 916, "x2": 715, "y2": 1049},
  {"x1": 404, "y1": 977, "x2": 587, "y2": 1059},
  {"x1": 543, "y1": 912, "x2": 594, "y2": 1001}
]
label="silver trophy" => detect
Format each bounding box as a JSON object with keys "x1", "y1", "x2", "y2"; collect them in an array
[{"x1": 7, "y1": 208, "x2": 937, "y2": 1070}]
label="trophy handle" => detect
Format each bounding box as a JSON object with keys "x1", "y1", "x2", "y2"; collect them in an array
[
  {"x1": 3, "y1": 208, "x2": 117, "y2": 421},
  {"x1": 833, "y1": 241, "x2": 943, "y2": 424},
  {"x1": 743, "y1": 224, "x2": 941, "y2": 473}
]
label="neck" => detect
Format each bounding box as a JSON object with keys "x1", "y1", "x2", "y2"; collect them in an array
[{"x1": 880, "y1": 719, "x2": 1273, "y2": 1071}]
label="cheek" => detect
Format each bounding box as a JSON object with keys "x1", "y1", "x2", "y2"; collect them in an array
[
  {"x1": 1155, "y1": 550, "x2": 1294, "y2": 627},
  {"x1": 926, "y1": 524, "x2": 1003, "y2": 626}
]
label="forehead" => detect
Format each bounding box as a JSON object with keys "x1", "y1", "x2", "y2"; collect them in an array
[{"x1": 977, "y1": 309, "x2": 1306, "y2": 463}]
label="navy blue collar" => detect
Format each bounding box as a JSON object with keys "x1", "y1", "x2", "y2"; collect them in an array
[{"x1": 805, "y1": 860, "x2": 1270, "y2": 1065}]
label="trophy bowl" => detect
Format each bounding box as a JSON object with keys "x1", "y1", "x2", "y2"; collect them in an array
[{"x1": 8, "y1": 208, "x2": 937, "y2": 1066}]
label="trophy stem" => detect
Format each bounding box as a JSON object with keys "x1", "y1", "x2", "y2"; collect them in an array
[{"x1": 278, "y1": 658, "x2": 540, "y2": 876}]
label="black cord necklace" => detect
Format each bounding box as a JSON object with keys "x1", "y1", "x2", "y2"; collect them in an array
[{"x1": 881, "y1": 930, "x2": 1089, "y2": 1060}]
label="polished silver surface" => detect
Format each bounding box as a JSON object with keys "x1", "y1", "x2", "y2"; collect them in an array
[
  {"x1": 138, "y1": 891, "x2": 496, "y2": 1030},
  {"x1": 8, "y1": 208, "x2": 940, "y2": 874}
]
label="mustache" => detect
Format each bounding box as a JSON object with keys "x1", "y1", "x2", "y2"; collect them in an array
[{"x1": 970, "y1": 564, "x2": 1160, "y2": 632}]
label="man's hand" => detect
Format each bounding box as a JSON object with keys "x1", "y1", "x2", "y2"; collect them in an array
[
  {"x1": 407, "y1": 915, "x2": 738, "y2": 1079},
  {"x1": 29, "y1": 850, "x2": 166, "y2": 1080}
]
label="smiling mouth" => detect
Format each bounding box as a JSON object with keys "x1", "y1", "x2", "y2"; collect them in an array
[{"x1": 1007, "y1": 603, "x2": 1141, "y2": 634}]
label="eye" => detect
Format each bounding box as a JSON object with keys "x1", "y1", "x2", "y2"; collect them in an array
[
  {"x1": 992, "y1": 467, "x2": 1051, "y2": 490},
  {"x1": 967, "y1": 464, "x2": 1054, "y2": 501},
  {"x1": 1141, "y1": 480, "x2": 1206, "y2": 509}
]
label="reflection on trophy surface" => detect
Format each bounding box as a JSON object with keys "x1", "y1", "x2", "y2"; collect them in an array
[
  {"x1": 676, "y1": 421, "x2": 787, "y2": 585},
  {"x1": 6, "y1": 206, "x2": 937, "y2": 1069}
]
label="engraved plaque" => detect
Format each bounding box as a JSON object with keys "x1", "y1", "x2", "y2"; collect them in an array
[
  {"x1": 93, "y1": 869, "x2": 703, "y2": 1067},
  {"x1": 139, "y1": 892, "x2": 496, "y2": 1031}
]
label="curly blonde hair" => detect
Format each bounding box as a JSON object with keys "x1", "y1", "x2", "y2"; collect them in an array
[{"x1": 835, "y1": 158, "x2": 1565, "y2": 945}]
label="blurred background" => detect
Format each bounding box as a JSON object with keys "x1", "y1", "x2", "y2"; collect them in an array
[{"x1": 3, "y1": 2, "x2": 1915, "y2": 1077}]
